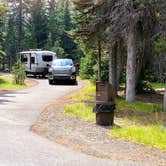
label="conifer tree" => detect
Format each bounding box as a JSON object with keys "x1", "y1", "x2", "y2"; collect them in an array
[
  {"x1": 5, "y1": 15, "x2": 17, "y2": 71},
  {"x1": 60, "y1": 0, "x2": 80, "y2": 60},
  {"x1": 73, "y1": 0, "x2": 157, "y2": 100},
  {"x1": 47, "y1": 0, "x2": 65, "y2": 55},
  {"x1": 0, "y1": 3, "x2": 8, "y2": 69},
  {"x1": 29, "y1": 0, "x2": 48, "y2": 48}
]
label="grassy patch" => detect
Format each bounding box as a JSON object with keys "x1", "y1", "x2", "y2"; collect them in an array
[
  {"x1": 0, "y1": 75, "x2": 26, "y2": 89},
  {"x1": 70, "y1": 82, "x2": 162, "y2": 112},
  {"x1": 70, "y1": 81, "x2": 95, "y2": 102},
  {"x1": 120, "y1": 82, "x2": 165, "y2": 89},
  {"x1": 64, "y1": 79, "x2": 166, "y2": 149},
  {"x1": 111, "y1": 125, "x2": 166, "y2": 149},
  {"x1": 116, "y1": 97, "x2": 162, "y2": 112},
  {"x1": 64, "y1": 103, "x2": 95, "y2": 122},
  {"x1": 65, "y1": 80, "x2": 95, "y2": 122},
  {"x1": 151, "y1": 82, "x2": 165, "y2": 89}
]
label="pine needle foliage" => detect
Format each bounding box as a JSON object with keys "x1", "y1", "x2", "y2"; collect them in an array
[{"x1": 12, "y1": 60, "x2": 26, "y2": 85}]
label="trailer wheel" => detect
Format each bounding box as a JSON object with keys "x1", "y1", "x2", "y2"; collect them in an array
[
  {"x1": 33, "y1": 74, "x2": 37, "y2": 78},
  {"x1": 39, "y1": 74, "x2": 46, "y2": 78}
]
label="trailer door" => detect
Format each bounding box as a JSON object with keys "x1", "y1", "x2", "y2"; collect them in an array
[{"x1": 29, "y1": 53, "x2": 37, "y2": 73}]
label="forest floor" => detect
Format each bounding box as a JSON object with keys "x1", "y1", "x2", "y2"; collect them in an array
[{"x1": 32, "y1": 86, "x2": 166, "y2": 166}]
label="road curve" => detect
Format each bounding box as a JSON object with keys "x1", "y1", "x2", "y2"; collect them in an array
[{"x1": 0, "y1": 78, "x2": 146, "y2": 166}]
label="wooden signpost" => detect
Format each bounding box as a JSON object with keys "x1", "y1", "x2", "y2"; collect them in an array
[{"x1": 94, "y1": 82, "x2": 115, "y2": 126}]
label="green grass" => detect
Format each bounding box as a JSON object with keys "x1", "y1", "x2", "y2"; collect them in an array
[
  {"x1": 0, "y1": 75, "x2": 26, "y2": 89},
  {"x1": 64, "y1": 79, "x2": 166, "y2": 149},
  {"x1": 64, "y1": 103, "x2": 95, "y2": 122},
  {"x1": 116, "y1": 97, "x2": 162, "y2": 112},
  {"x1": 70, "y1": 81, "x2": 95, "y2": 102},
  {"x1": 70, "y1": 81, "x2": 162, "y2": 112},
  {"x1": 111, "y1": 125, "x2": 166, "y2": 149},
  {"x1": 151, "y1": 82, "x2": 165, "y2": 89},
  {"x1": 120, "y1": 82, "x2": 165, "y2": 89}
]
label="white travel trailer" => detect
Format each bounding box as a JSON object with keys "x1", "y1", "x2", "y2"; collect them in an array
[{"x1": 20, "y1": 50, "x2": 57, "y2": 77}]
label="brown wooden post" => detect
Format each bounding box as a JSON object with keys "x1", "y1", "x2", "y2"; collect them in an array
[{"x1": 94, "y1": 82, "x2": 115, "y2": 126}]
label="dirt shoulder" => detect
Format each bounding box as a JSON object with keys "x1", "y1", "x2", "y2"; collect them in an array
[{"x1": 32, "y1": 90, "x2": 166, "y2": 166}]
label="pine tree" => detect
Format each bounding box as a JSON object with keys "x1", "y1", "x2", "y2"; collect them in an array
[
  {"x1": 5, "y1": 15, "x2": 17, "y2": 71},
  {"x1": 28, "y1": 0, "x2": 48, "y2": 49},
  {"x1": 47, "y1": 0, "x2": 64, "y2": 51},
  {"x1": 73, "y1": 0, "x2": 109, "y2": 82},
  {"x1": 73, "y1": 0, "x2": 157, "y2": 101},
  {"x1": 2, "y1": 0, "x2": 30, "y2": 70},
  {"x1": 0, "y1": 3, "x2": 8, "y2": 69},
  {"x1": 60, "y1": 0, "x2": 80, "y2": 61}
]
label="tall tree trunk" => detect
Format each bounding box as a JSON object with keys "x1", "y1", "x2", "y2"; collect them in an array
[
  {"x1": 126, "y1": 30, "x2": 136, "y2": 102},
  {"x1": 116, "y1": 40, "x2": 123, "y2": 91},
  {"x1": 109, "y1": 42, "x2": 118, "y2": 95},
  {"x1": 164, "y1": 87, "x2": 166, "y2": 112},
  {"x1": 97, "y1": 39, "x2": 102, "y2": 82},
  {"x1": 109, "y1": 41, "x2": 123, "y2": 96},
  {"x1": 109, "y1": 43, "x2": 117, "y2": 94}
]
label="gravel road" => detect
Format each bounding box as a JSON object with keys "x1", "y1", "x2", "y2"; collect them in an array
[{"x1": 0, "y1": 77, "x2": 147, "y2": 166}]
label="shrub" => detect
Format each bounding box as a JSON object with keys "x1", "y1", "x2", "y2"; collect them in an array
[
  {"x1": 136, "y1": 80, "x2": 155, "y2": 94},
  {"x1": 79, "y1": 54, "x2": 109, "y2": 82},
  {"x1": 12, "y1": 60, "x2": 26, "y2": 85},
  {"x1": 79, "y1": 54, "x2": 96, "y2": 80}
]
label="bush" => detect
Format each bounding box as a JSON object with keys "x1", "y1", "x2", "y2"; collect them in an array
[
  {"x1": 12, "y1": 60, "x2": 26, "y2": 85},
  {"x1": 136, "y1": 80, "x2": 155, "y2": 94},
  {"x1": 79, "y1": 54, "x2": 96, "y2": 80},
  {"x1": 79, "y1": 54, "x2": 109, "y2": 83}
]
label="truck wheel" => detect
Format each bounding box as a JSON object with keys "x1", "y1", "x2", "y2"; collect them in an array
[
  {"x1": 72, "y1": 80, "x2": 77, "y2": 85},
  {"x1": 49, "y1": 80, "x2": 54, "y2": 85}
]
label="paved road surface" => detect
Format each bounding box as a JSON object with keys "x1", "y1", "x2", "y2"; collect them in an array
[{"x1": 0, "y1": 77, "x2": 147, "y2": 166}]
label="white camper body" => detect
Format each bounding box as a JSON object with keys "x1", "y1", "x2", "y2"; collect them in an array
[{"x1": 20, "y1": 50, "x2": 57, "y2": 76}]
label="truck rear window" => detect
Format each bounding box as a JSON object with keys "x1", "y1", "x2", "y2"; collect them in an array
[
  {"x1": 42, "y1": 55, "x2": 53, "y2": 62},
  {"x1": 52, "y1": 59, "x2": 73, "y2": 66}
]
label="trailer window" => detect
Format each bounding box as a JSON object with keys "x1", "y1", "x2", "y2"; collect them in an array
[
  {"x1": 42, "y1": 55, "x2": 53, "y2": 62},
  {"x1": 21, "y1": 54, "x2": 28, "y2": 63}
]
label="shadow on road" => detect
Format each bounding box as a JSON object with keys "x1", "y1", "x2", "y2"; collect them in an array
[
  {"x1": 26, "y1": 74, "x2": 78, "y2": 86},
  {"x1": 0, "y1": 90, "x2": 27, "y2": 105},
  {"x1": 26, "y1": 75, "x2": 48, "y2": 80},
  {"x1": 50, "y1": 80, "x2": 78, "y2": 86}
]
